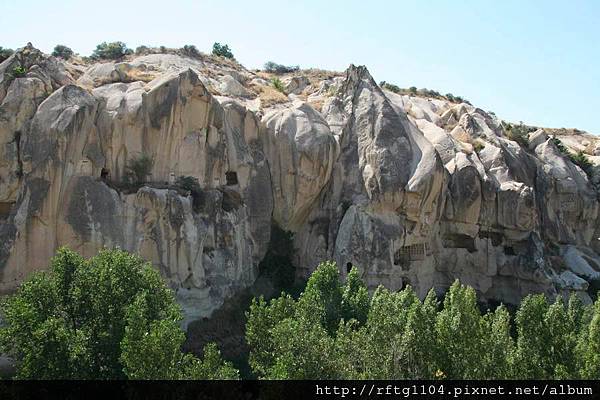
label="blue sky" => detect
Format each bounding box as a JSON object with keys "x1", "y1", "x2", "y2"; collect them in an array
[{"x1": 2, "y1": 0, "x2": 599, "y2": 133}]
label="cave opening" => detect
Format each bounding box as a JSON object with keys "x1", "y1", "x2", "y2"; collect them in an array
[
  {"x1": 346, "y1": 262, "x2": 353, "y2": 274},
  {"x1": 225, "y1": 171, "x2": 238, "y2": 186},
  {"x1": 100, "y1": 168, "x2": 109, "y2": 180}
]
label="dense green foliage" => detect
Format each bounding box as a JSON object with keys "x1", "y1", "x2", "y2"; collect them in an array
[
  {"x1": 125, "y1": 153, "x2": 154, "y2": 185},
  {"x1": 10, "y1": 65, "x2": 27, "y2": 78},
  {"x1": 0, "y1": 46, "x2": 14, "y2": 63},
  {"x1": 504, "y1": 122, "x2": 532, "y2": 147},
  {"x1": 91, "y1": 41, "x2": 132, "y2": 60},
  {"x1": 378, "y1": 82, "x2": 469, "y2": 103},
  {"x1": 264, "y1": 61, "x2": 300, "y2": 74},
  {"x1": 212, "y1": 42, "x2": 234, "y2": 59},
  {"x1": 246, "y1": 261, "x2": 600, "y2": 379},
  {"x1": 52, "y1": 44, "x2": 74, "y2": 59},
  {"x1": 0, "y1": 248, "x2": 237, "y2": 379}
]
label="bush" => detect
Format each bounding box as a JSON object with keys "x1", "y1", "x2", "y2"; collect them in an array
[
  {"x1": 271, "y1": 77, "x2": 285, "y2": 93},
  {"x1": 10, "y1": 65, "x2": 27, "y2": 78},
  {"x1": 181, "y1": 44, "x2": 199, "y2": 57},
  {"x1": 135, "y1": 45, "x2": 149, "y2": 55},
  {"x1": 569, "y1": 151, "x2": 594, "y2": 177},
  {"x1": 0, "y1": 247, "x2": 238, "y2": 379},
  {"x1": 159, "y1": 45, "x2": 167, "y2": 54},
  {"x1": 0, "y1": 46, "x2": 13, "y2": 63},
  {"x1": 91, "y1": 41, "x2": 132, "y2": 60},
  {"x1": 175, "y1": 175, "x2": 203, "y2": 212},
  {"x1": 124, "y1": 153, "x2": 154, "y2": 185},
  {"x1": 52, "y1": 44, "x2": 74, "y2": 59},
  {"x1": 263, "y1": 61, "x2": 300, "y2": 74},
  {"x1": 505, "y1": 122, "x2": 530, "y2": 147},
  {"x1": 381, "y1": 82, "x2": 401, "y2": 93},
  {"x1": 408, "y1": 86, "x2": 417, "y2": 94},
  {"x1": 212, "y1": 42, "x2": 234, "y2": 59}
]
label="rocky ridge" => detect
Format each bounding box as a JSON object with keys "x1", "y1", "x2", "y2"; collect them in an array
[{"x1": 1, "y1": 43, "x2": 600, "y2": 326}]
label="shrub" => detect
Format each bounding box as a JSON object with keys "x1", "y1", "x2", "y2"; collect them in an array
[
  {"x1": 408, "y1": 86, "x2": 417, "y2": 94},
  {"x1": 212, "y1": 42, "x2": 234, "y2": 59},
  {"x1": 52, "y1": 44, "x2": 74, "y2": 59},
  {"x1": 124, "y1": 153, "x2": 154, "y2": 185},
  {"x1": 181, "y1": 44, "x2": 199, "y2": 57},
  {"x1": 135, "y1": 45, "x2": 149, "y2": 55},
  {"x1": 0, "y1": 247, "x2": 238, "y2": 379},
  {"x1": 91, "y1": 41, "x2": 132, "y2": 60},
  {"x1": 263, "y1": 61, "x2": 300, "y2": 74},
  {"x1": 271, "y1": 77, "x2": 285, "y2": 93},
  {"x1": 0, "y1": 46, "x2": 13, "y2": 63},
  {"x1": 175, "y1": 175, "x2": 203, "y2": 212},
  {"x1": 10, "y1": 65, "x2": 27, "y2": 78},
  {"x1": 381, "y1": 82, "x2": 401, "y2": 93},
  {"x1": 569, "y1": 151, "x2": 594, "y2": 177},
  {"x1": 473, "y1": 141, "x2": 485, "y2": 153},
  {"x1": 445, "y1": 93, "x2": 455, "y2": 102},
  {"x1": 159, "y1": 45, "x2": 167, "y2": 54},
  {"x1": 505, "y1": 122, "x2": 530, "y2": 147}
]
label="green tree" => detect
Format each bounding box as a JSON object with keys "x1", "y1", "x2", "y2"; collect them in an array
[
  {"x1": 91, "y1": 41, "x2": 132, "y2": 60},
  {"x1": 0, "y1": 247, "x2": 237, "y2": 379},
  {"x1": 212, "y1": 43, "x2": 234, "y2": 59},
  {"x1": 577, "y1": 299, "x2": 600, "y2": 379},
  {"x1": 480, "y1": 305, "x2": 514, "y2": 379},
  {"x1": 435, "y1": 281, "x2": 486, "y2": 379},
  {"x1": 52, "y1": 44, "x2": 74, "y2": 59},
  {"x1": 514, "y1": 294, "x2": 550, "y2": 378},
  {"x1": 0, "y1": 46, "x2": 14, "y2": 63}
]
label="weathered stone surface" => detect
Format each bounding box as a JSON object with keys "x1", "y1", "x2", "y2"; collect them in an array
[{"x1": 2, "y1": 45, "x2": 600, "y2": 327}]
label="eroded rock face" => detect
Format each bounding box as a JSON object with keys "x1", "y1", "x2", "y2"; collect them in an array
[{"x1": 1, "y1": 45, "x2": 600, "y2": 326}]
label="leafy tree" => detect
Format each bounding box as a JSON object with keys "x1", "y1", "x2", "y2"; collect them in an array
[
  {"x1": 125, "y1": 153, "x2": 154, "y2": 185},
  {"x1": 135, "y1": 45, "x2": 150, "y2": 55},
  {"x1": 576, "y1": 299, "x2": 600, "y2": 379},
  {"x1": 91, "y1": 41, "x2": 132, "y2": 60},
  {"x1": 0, "y1": 46, "x2": 14, "y2": 63},
  {"x1": 0, "y1": 247, "x2": 237, "y2": 379},
  {"x1": 435, "y1": 281, "x2": 486, "y2": 379},
  {"x1": 52, "y1": 44, "x2": 74, "y2": 59},
  {"x1": 514, "y1": 294, "x2": 551, "y2": 378},
  {"x1": 212, "y1": 42, "x2": 234, "y2": 59},
  {"x1": 408, "y1": 86, "x2": 417, "y2": 94}
]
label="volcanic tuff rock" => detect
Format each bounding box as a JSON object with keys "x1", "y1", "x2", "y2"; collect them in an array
[{"x1": 1, "y1": 43, "x2": 600, "y2": 325}]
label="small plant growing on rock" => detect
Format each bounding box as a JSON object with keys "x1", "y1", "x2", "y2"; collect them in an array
[
  {"x1": 175, "y1": 175, "x2": 203, "y2": 212},
  {"x1": 11, "y1": 65, "x2": 27, "y2": 78},
  {"x1": 212, "y1": 42, "x2": 234, "y2": 59},
  {"x1": 52, "y1": 44, "x2": 74, "y2": 59},
  {"x1": 473, "y1": 141, "x2": 485, "y2": 153},
  {"x1": 0, "y1": 46, "x2": 14, "y2": 63},
  {"x1": 125, "y1": 154, "x2": 154, "y2": 185},
  {"x1": 91, "y1": 41, "x2": 132, "y2": 60},
  {"x1": 271, "y1": 77, "x2": 285, "y2": 93}
]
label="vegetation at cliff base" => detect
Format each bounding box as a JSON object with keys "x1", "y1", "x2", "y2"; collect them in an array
[
  {"x1": 0, "y1": 247, "x2": 237, "y2": 379},
  {"x1": 246, "y1": 261, "x2": 600, "y2": 379}
]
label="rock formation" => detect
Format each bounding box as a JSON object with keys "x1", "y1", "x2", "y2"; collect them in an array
[{"x1": 1, "y1": 43, "x2": 600, "y2": 326}]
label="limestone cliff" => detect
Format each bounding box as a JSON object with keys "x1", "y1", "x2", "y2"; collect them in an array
[{"x1": 1, "y1": 43, "x2": 599, "y2": 325}]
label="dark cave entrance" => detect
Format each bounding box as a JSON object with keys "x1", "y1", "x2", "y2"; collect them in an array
[
  {"x1": 225, "y1": 171, "x2": 238, "y2": 186},
  {"x1": 346, "y1": 262, "x2": 353, "y2": 274}
]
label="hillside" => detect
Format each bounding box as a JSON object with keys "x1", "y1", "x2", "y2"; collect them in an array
[{"x1": 1, "y1": 42, "x2": 600, "y2": 328}]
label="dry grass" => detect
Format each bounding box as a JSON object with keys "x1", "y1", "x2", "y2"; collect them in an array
[{"x1": 252, "y1": 83, "x2": 289, "y2": 108}]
